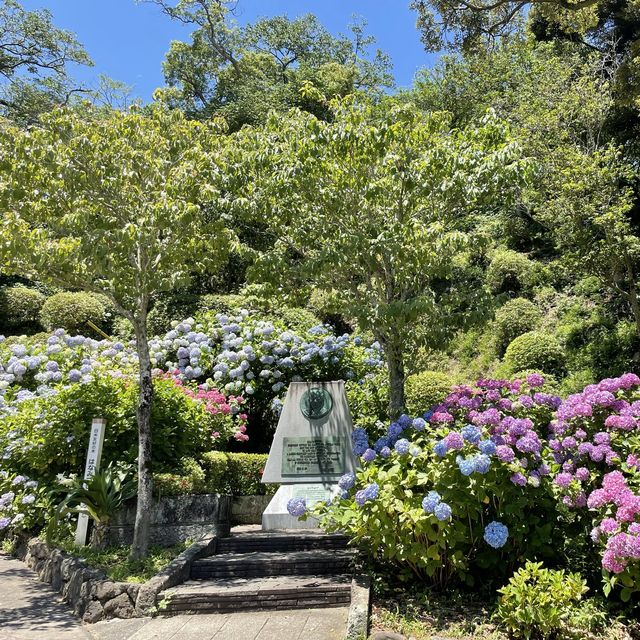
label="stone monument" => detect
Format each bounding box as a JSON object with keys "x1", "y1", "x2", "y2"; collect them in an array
[{"x1": 261, "y1": 380, "x2": 357, "y2": 529}]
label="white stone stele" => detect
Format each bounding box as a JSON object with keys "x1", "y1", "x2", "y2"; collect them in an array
[{"x1": 261, "y1": 381, "x2": 358, "y2": 530}]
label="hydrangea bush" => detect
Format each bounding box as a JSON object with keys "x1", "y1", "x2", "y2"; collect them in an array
[
  {"x1": 307, "y1": 375, "x2": 563, "y2": 587},
  {"x1": 0, "y1": 470, "x2": 52, "y2": 536}
]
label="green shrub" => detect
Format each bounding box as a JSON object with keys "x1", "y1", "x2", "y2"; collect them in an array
[
  {"x1": 39, "y1": 291, "x2": 106, "y2": 333},
  {"x1": 0, "y1": 374, "x2": 235, "y2": 482},
  {"x1": 495, "y1": 562, "x2": 588, "y2": 639},
  {"x1": 201, "y1": 452, "x2": 274, "y2": 496},
  {"x1": 486, "y1": 249, "x2": 536, "y2": 295},
  {"x1": 0, "y1": 286, "x2": 46, "y2": 331},
  {"x1": 504, "y1": 332, "x2": 566, "y2": 377},
  {"x1": 494, "y1": 298, "x2": 541, "y2": 355},
  {"x1": 201, "y1": 451, "x2": 229, "y2": 493},
  {"x1": 405, "y1": 371, "x2": 454, "y2": 416},
  {"x1": 153, "y1": 457, "x2": 205, "y2": 497}
]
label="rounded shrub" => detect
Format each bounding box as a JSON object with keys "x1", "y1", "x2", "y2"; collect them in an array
[
  {"x1": 494, "y1": 298, "x2": 542, "y2": 355},
  {"x1": 405, "y1": 370, "x2": 454, "y2": 415},
  {"x1": 486, "y1": 249, "x2": 536, "y2": 295},
  {"x1": 40, "y1": 292, "x2": 107, "y2": 333},
  {"x1": 504, "y1": 331, "x2": 566, "y2": 377},
  {"x1": 0, "y1": 286, "x2": 46, "y2": 331}
]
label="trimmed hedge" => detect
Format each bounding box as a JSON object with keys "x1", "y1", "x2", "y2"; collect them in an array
[
  {"x1": 494, "y1": 298, "x2": 542, "y2": 356},
  {"x1": 504, "y1": 331, "x2": 566, "y2": 377},
  {"x1": 486, "y1": 249, "x2": 536, "y2": 295},
  {"x1": 202, "y1": 452, "x2": 276, "y2": 496},
  {"x1": 154, "y1": 452, "x2": 276, "y2": 497},
  {"x1": 0, "y1": 285, "x2": 46, "y2": 331},
  {"x1": 405, "y1": 370, "x2": 454, "y2": 416},
  {"x1": 40, "y1": 291, "x2": 106, "y2": 333}
]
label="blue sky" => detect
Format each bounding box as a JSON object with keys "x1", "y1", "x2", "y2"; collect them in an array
[{"x1": 20, "y1": 0, "x2": 439, "y2": 101}]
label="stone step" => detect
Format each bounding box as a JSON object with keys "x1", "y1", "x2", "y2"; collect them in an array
[
  {"x1": 190, "y1": 549, "x2": 355, "y2": 580},
  {"x1": 215, "y1": 532, "x2": 349, "y2": 555},
  {"x1": 159, "y1": 574, "x2": 353, "y2": 615}
]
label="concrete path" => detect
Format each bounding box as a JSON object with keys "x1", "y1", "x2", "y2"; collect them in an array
[{"x1": 0, "y1": 553, "x2": 349, "y2": 640}]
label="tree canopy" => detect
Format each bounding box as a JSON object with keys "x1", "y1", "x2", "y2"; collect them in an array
[{"x1": 149, "y1": 0, "x2": 393, "y2": 128}]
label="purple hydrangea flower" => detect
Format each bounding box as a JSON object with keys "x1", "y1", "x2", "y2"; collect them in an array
[
  {"x1": 380, "y1": 446, "x2": 391, "y2": 458},
  {"x1": 510, "y1": 472, "x2": 527, "y2": 487}
]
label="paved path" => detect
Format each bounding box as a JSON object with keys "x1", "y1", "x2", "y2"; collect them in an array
[{"x1": 0, "y1": 553, "x2": 349, "y2": 640}]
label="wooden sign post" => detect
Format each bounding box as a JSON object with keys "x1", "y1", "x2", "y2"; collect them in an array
[{"x1": 74, "y1": 418, "x2": 106, "y2": 546}]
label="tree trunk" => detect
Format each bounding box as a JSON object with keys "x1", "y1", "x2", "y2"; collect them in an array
[
  {"x1": 381, "y1": 329, "x2": 406, "y2": 419},
  {"x1": 130, "y1": 320, "x2": 153, "y2": 560},
  {"x1": 90, "y1": 520, "x2": 109, "y2": 550}
]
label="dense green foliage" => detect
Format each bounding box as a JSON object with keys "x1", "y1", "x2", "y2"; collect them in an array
[
  {"x1": 0, "y1": 286, "x2": 46, "y2": 333},
  {"x1": 39, "y1": 291, "x2": 107, "y2": 333},
  {"x1": 495, "y1": 562, "x2": 589, "y2": 640},
  {"x1": 405, "y1": 371, "x2": 454, "y2": 416},
  {"x1": 503, "y1": 332, "x2": 566, "y2": 377}
]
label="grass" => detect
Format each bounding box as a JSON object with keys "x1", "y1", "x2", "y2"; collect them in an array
[
  {"x1": 57, "y1": 539, "x2": 190, "y2": 583},
  {"x1": 369, "y1": 590, "x2": 640, "y2": 640}
]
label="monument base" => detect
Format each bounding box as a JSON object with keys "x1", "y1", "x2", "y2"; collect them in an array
[{"x1": 261, "y1": 483, "x2": 340, "y2": 530}]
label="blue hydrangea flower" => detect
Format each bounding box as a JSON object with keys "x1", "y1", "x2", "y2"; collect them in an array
[
  {"x1": 380, "y1": 446, "x2": 391, "y2": 458},
  {"x1": 373, "y1": 436, "x2": 390, "y2": 452},
  {"x1": 355, "y1": 490, "x2": 367, "y2": 506},
  {"x1": 484, "y1": 521, "x2": 509, "y2": 548},
  {"x1": 410, "y1": 445, "x2": 421, "y2": 457},
  {"x1": 338, "y1": 473, "x2": 355, "y2": 490},
  {"x1": 286, "y1": 497, "x2": 307, "y2": 517},
  {"x1": 363, "y1": 483, "x2": 379, "y2": 501},
  {"x1": 434, "y1": 502, "x2": 452, "y2": 521},
  {"x1": 394, "y1": 439, "x2": 410, "y2": 455},
  {"x1": 473, "y1": 454, "x2": 491, "y2": 474},
  {"x1": 478, "y1": 439, "x2": 497, "y2": 456},
  {"x1": 434, "y1": 440, "x2": 448, "y2": 457},
  {"x1": 412, "y1": 418, "x2": 426, "y2": 431},
  {"x1": 388, "y1": 423, "x2": 403, "y2": 439},
  {"x1": 422, "y1": 491, "x2": 441, "y2": 513},
  {"x1": 362, "y1": 448, "x2": 377, "y2": 463},
  {"x1": 456, "y1": 456, "x2": 475, "y2": 476},
  {"x1": 351, "y1": 428, "x2": 369, "y2": 457},
  {"x1": 461, "y1": 425, "x2": 482, "y2": 444}
]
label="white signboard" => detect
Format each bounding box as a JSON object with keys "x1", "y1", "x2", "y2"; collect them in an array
[{"x1": 74, "y1": 418, "x2": 106, "y2": 546}]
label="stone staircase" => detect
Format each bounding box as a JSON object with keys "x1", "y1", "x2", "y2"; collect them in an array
[{"x1": 158, "y1": 528, "x2": 355, "y2": 615}]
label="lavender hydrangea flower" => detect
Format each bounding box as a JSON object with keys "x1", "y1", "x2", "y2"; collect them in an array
[
  {"x1": 0, "y1": 517, "x2": 10, "y2": 530},
  {"x1": 21, "y1": 494, "x2": 35, "y2": 505},
  {"x1": 510, "y1": 472, "x2": 527, "y2": 487},
  {"x1": 412, "y1": 418, "x2": 426, "y2": 431},
  {"x1": 380, "y1": 446, "x2": 391, "y2": 458},
  {"x1": 362, "y1": 448, "x2": 377, "y2": 463},
  {"x1": 355, "y1": 490, "x2": 367, "y2": 506},
  {"x1": 286, "y1": 497, "x2": 307, "y2": 517},
  {"x1": 484, "y1": 521, "x2": 509, "y2": 548},
  {"x1": 409, "y1": 445, "x2": 421, "y2": 457}
]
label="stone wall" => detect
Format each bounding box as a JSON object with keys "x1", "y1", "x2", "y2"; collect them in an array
[
  {"x1": 18, "y1": 539, "x2": 139, "y2": 623},
  {"x1": 109, "y1": 494, "x2": 232, "y2": 546},
  {"x1": 231, "y1": 495, "x2": 271, "y2": 525}
]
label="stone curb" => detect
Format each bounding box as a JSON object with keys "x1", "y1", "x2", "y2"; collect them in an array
[
  {"x1": 134, "y1": 528, "x2": 219, "y2": 616},
  {"x1": 345, "y1": 573, "x2": 371, "y2": 640}
]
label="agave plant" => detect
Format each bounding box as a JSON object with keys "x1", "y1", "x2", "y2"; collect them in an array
[{"x1": 49, "y1": 463, "x2": 137, "y2": 549}]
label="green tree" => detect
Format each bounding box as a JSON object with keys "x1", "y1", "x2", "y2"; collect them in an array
[
  {"x1": 0, "y1": 105, "x2": 233, "y2": 558},
  {"x1": 148, "y1": 0, "x2": 393, "y2": 128},
  {"x1": 0, "y1": 0, "x2": 92, "y2": 124},
  {"x1": 234, "y1": 100, "x2": 528, "y2": 416}
]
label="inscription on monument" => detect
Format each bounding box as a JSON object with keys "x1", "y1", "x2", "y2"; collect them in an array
[{"x1": 282, "y1": 436, "x2": 345, "y2": 476}]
